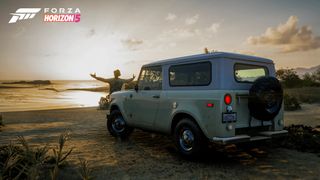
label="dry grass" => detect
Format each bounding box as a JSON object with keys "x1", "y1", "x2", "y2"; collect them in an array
[
  {"x1": 78, "y1": 158, "x2": 94, "y2": 180},
  {"x1": 49, "y1": 132, "x2": 73, "y2": 180},
  {"x1": 0, "y1": 137, "x2": 48, "y2": 179},
  {"x1": 0, "y1": 131, "x2": 89, "y2": 180},
  {"x1": 285, "y1": 87, "x2": 320, "y2": 103}
]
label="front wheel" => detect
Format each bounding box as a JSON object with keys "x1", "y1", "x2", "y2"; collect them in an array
[
  {"x1": 174, "y1": 119, "x2": 207, "y2": 157},
  {"x1": 107, "y1": 110, "x2": 133, "y2": 139}
]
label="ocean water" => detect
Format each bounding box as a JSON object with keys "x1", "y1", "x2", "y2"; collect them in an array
[{"x1": 0, "y1": 80, "x2": 108, "y2": 112}]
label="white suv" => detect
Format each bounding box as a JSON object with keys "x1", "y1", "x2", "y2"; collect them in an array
[{"x1": 107, "y1": 52, "x2": 287, "y2": 156}]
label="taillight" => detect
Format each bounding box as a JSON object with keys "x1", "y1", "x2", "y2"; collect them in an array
[
  {"x1": 206, "y1": 103, "x2": 214, "y2": 108},
  {"x1": 224, "y1": 94, "x2": 232, "y2": 105}
]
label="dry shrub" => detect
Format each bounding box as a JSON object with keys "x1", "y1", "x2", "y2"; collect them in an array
[
  {"x1": 0, "y1": 132, "x2": 74, "y2": 180},
  {"x1": 284, "y1": 93, "x2": 301, "y2": 111},
  {"x1": 0, "y1": 137, "x2": 48, "y2": 180},
  {"x1": 78, "y1": 158, "x2": 94, "y2": 180},
  {"x1": 281, "y1": 125, "x2": 320, "y2": 153}
]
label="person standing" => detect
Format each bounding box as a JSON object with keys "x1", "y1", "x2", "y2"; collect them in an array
[
  {"x1": 90, "y1": 69, "x2": 135, "y2": 95},
  {"x1": 90, "y1": 69, "x2": 135, "y2": 109}
]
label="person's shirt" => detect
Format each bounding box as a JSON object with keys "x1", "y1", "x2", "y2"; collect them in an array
[
  {"x1": 108, "y1": 78, "x2": 130, "y2": 94},
  {"x1": 95, "y1": 77, "x2": 134, "y2": 94}
]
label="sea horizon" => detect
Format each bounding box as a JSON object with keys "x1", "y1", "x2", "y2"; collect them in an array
[{"x1": 0, "y1": 80, "x2": 108, "y2": 112}]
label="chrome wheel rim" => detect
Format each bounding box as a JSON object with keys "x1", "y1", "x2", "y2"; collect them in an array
[
  {"x1": 179, "y1": 129, "x2": 194, "y2": 152},
  {"x1": 111, "y1": 117, "x2": 126, "y2": 133}
]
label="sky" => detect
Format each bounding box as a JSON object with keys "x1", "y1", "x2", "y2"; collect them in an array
[{"x1": 0, "y1": 0, "x2": 320, "y2": 80}]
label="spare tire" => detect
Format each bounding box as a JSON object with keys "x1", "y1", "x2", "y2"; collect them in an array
[{"x1": 248, "y1": 76, "x2": 283, "y2": 121}]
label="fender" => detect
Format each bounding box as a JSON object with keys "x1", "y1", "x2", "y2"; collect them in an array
[{"x1": 171, "y1": 108, "x2": 210, "y2": 138}]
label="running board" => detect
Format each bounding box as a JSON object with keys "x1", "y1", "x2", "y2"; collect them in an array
[
  {"x1": 212, "y1": 135, "x2": 271, "y2": 144},
  {"x1": 259, "y1": 130, "x2": 288, "y2": 137},
  {"x1": 211, "y1": 130, "x2": 287, "y2": 145},
  {"x1": 250, "y1": 136, "x2": 271, "y2": 141},
  {"x1": 212, "y1": 135, "x2": 250, "y2": 144}
]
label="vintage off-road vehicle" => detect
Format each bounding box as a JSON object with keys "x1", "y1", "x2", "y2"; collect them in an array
[{"x1": 106, "y1": 52, "x2": 287, "y2": 156}]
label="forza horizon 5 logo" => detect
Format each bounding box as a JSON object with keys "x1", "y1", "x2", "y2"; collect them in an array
[{"x1": 9, "y1": 8, "x2": 81, "y2": 24}]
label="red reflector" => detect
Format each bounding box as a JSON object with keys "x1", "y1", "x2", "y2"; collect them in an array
[
  {"x1": 206, "y1": 103, "x2": 214, "y2": 107},
  {"x1": 224, "y1": 94, "x2": 232, "y2": 105}
]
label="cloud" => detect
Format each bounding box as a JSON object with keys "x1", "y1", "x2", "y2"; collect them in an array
[
  {"x1": 207, "y1": 23, "x2": 220, "y2": 34},
  {"x1": 165, "y1": 13, "x2": 177, "y2": 21},
  {"x1": 158, "y1": 22, "x2": 221, "y2": 43},
  {"x1": 247, "y1": 16, "x2": 320, "y2": 53},
  {"x1": 185, "y1": 14, "x2": 199, "y2": 25},
  {"x1": 121, "y1": 38, "x2": 143, "y2": 50},
  {"x1": 161, "y1": 28, "x2": 201, "y2": 39}
]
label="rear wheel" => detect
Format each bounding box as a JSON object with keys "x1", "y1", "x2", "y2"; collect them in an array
[
  {"x1": 107, "y1": 110, "x2": 133, "y2": 139},
  {"x1": 174, "y1": 119, "x2": 206, "y2": 157}
]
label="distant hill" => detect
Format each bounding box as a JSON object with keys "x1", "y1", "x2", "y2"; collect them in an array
[
  {"x1": 293, "y1": 65, "x2": 320, "y2": 77},
  {"x1": 2, "y1": 80, "x2": 51, "y2": 85}
]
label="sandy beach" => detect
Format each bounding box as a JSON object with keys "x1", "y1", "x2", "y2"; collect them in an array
[{"x1": 0, "y1": 105, "x2": 320, "y2": 179}]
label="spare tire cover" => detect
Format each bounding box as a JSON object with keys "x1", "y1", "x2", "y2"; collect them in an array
[{"x1": 248, "y1": 76, "x2": 283, "y2": 121}]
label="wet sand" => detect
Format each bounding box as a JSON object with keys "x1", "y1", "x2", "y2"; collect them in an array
[{"x1": 0, "y1": 105, "x2": 320, "y2": 179}]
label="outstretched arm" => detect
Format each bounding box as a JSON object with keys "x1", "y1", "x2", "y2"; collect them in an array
[
  {"x1": 90, "y1": 73, "x2": 112, "y2": 83},
  {"x1": 123, "y1": 74, "x2": 135, "y2": 83}
]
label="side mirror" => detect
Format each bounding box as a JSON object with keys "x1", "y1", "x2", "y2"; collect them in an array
[{"x1": 134, "y1": 84, "x2": 139, "y2": 92}]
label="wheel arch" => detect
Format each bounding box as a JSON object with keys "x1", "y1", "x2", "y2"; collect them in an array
[
  {"x1": 108, "y1": 103, "x2": 129, "y2": 123},
  {"x1": 171, "y1": 112, "x2": 206, "y2": 137},
  {"x1": 110, "y1": 104, "x2": 120, "y2": 112}
]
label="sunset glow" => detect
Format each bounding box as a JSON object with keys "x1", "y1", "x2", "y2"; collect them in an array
[{"x1": 0, "y1": 0, "x2": 320, "y2": 80}]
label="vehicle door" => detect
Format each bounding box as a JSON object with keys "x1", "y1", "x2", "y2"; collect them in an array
[{"x1": 125, "y1": 66, "x2": 162, "y2": 129}]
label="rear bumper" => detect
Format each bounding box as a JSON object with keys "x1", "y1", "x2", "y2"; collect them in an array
[{"x1": 211, "y1": 130, "x2": 288, "y2": 145}]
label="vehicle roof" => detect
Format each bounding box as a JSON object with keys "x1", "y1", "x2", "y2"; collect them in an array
[{"x1": 143, "y1": 52, "x2": 274, "y2": 67}]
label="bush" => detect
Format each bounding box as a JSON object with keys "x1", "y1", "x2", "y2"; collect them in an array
[
  {"x1": 284, "y1": 93, "x2": 301, "y2": 111},
  {"x1": 0, "y1": 132, "x2": 74, "y2": 180},
  {"x1": 277, "y1": 67, "x2": 320, "y2": 88},
  {"x1": 276, "y1": 68, "x2": 302, "y2": 88},
  {"x1": 302, "y1": 73, "x2": 320, "y2": 87},
  {"x1": 0, "y1": 137, "x2": 49, "y2": 179},
  {"x1": 284, "y1": 87, "x2": 320, "y2": 104},
  {"x1": 281, "y1": 125, "x2": 320, "y2": 153}
]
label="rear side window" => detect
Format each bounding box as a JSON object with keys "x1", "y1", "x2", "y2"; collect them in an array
[
  {"x1": 234, "y1": 63, "x2": 268, "y2": 83},
  {"x1": 169, "y1": 62, "x2": 211, "y2": 86}
]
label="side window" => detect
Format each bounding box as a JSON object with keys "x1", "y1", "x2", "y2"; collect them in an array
[
  {"x1": 138, "y1": 66, "x2": 162, "y2": 90},
  {"x1": 234, "y1": 64, "x2": 268, "y2": 83},
  {"x1": 169, "y1": 62, "x2": 211, "y2": 86}
]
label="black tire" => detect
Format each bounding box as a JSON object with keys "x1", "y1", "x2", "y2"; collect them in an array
[
  {"x1": 248, "y1": 76, "x2": 283, "y2": 121},
  {"x1": 173, "y1": 119, "x2": 206, "y2": 157},
  {"x1": 107, "y1": 110, "x2": 133, "y2": 139}
]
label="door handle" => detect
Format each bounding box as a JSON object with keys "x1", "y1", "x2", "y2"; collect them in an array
[{"x1": 152, "y1": 95, "x2": 160, "y2": 99}]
